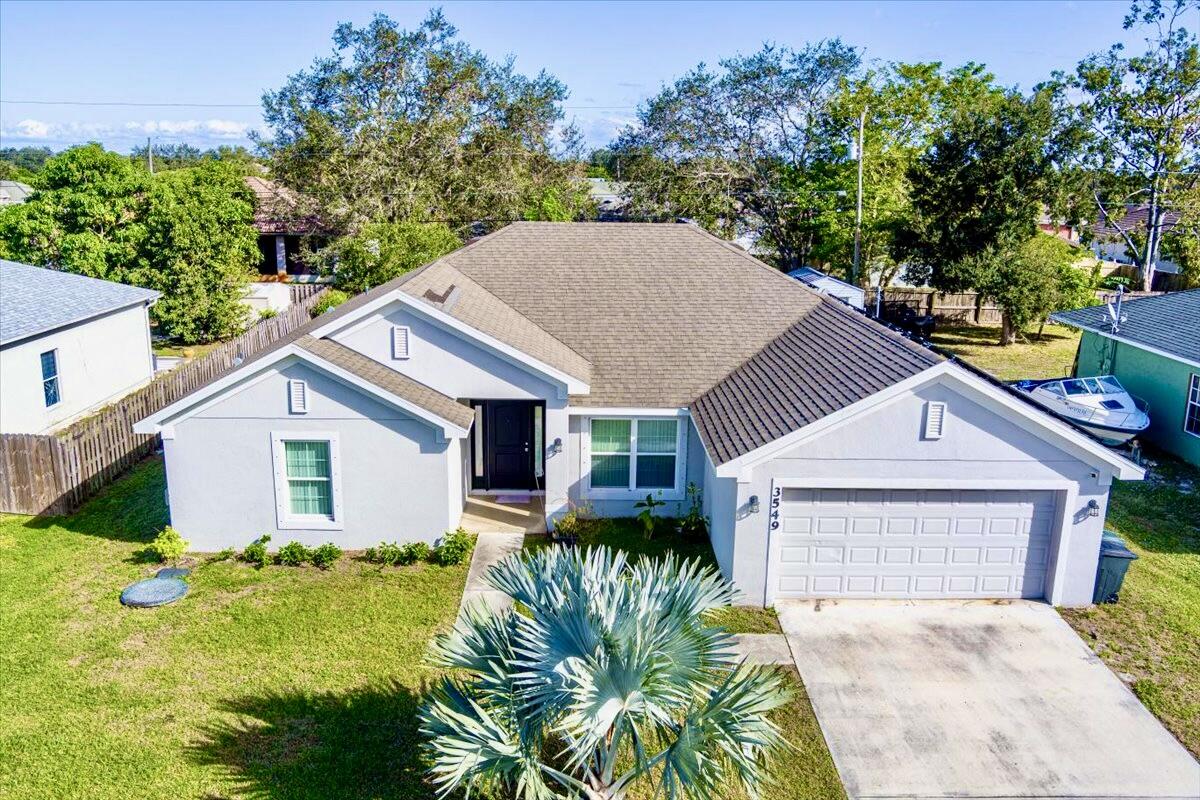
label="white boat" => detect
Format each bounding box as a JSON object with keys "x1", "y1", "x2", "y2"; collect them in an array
[{"x1": 1012, "y1": 375, "x2": 1150, "y2": 445}]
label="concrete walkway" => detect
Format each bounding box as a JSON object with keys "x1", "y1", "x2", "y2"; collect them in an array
[
  {"x1": 778, "y1": 599, "x2": 1200, "y2": 800},
  {"x1": 458, "y1": 532, "x2": 524, "y2": 616}
]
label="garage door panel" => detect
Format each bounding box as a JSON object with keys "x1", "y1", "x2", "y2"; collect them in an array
[{"x1": 771, "y1": 489, "x2": 1055, "y2": 600}]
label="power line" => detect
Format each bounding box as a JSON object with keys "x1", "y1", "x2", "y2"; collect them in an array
[{"x1": 0, "y1": 99, "x2": 638, "y2": 110}]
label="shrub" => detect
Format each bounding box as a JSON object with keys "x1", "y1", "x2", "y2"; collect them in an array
[
  {"x1": 257, "y1": 307, "x2": 279, "y2": 321},
  {"x1": 277, "y1": 540, "x2": 311, "y2": 566},
  {"x1": 310, "y1": 542, "x2": 343, "y2": 569},
  {"x1": 209, "y1": 547, "x2": 236, "y2": 563},
  {"x1": 634, "y1": 493, "x2": 667, "y2": 540},
  {"x1": 146, "y1": 526, "x2": 188, "y2": 563},
  {"x1": 310, "y1": 288, "x2": 349, "y2": 317},
  {"x1": 399, "y1": 541, "x2": 432, "y2": 565},
  {"x1": 431, "y1": 528, "x2": 475, "y2": 566},
  {"x1": 241, "y1": 535, "x2": 271, "y2": 568},
  {"x1": 367, "y1": 540, "x2": 431, "y2": 566},
  {"x1": 553, "y1": 502, "x2": 599, "y2": 542},
  {"x1": 679, "y1": 482, "x2": 709, "y2": 541}
]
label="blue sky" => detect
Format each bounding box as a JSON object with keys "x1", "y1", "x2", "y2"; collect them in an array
[{"x1": 1, "y1": 1, "x2": 1141, "y2": 153}]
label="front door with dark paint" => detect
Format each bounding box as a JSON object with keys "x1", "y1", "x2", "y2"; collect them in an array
[{"x1": 485, "y1": 401, "x2": 536, "y2": 490}]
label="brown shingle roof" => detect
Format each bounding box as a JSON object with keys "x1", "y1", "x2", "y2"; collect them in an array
[
  {"x1": 245, "y1": 176, "x2": 322, "y2": 235},
  {"x1": 296, "y1": 335, "x2": 474, "y2": 429},
  {"x1": 691, "y1": 299, "x2": 943, "y2": 464}
]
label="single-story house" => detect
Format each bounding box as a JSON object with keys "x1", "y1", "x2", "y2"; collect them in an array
[
  {"x1": 1052, "y1": 289, "x2": 1200, "y2": 468},
  {"x1": 786, "y1": 266, "x2": 865, "y2": 310},
  {"x1": 1, "y1": 260, "x2": 159, "y2": 433},
  {"x1": 136, "y1": 223, "x2": 1142, "y2": 606},
  {"x1": 245, "y1": 176, "x2": 326, "y2": 282}
]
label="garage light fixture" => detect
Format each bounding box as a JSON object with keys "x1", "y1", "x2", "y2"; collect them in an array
[
  {"x1": 551, "y1": 437, "x2": 563, "y2": 455},
  {"x1": 748, "y1": 495, "x2": 760, "y2": 514},
  {"x1": 1086, "y1": 499, "x2": 1100, "y2": 518}
]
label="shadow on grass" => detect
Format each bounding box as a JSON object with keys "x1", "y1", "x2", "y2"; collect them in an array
[
  {"x1": 21, "y1": 455, "x2": 168, "y2": 544},
  {"x1": 191, "y1": 680, "x2": 434, "y2": 800},
  {"x1": 932, "y1": 323, "x2": 1077, "y2": 348},
  {"x1": 1108, "y1": 448, "x2": 1200, "y2": 556}
]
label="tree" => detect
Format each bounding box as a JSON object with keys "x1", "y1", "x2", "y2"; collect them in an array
[
  {"x1": 899, "y1": 90, "x2": 1067, "y2": 344},
  {"x1": 611, "y1": 40, "x2": 862, "y2": 270},
  {"x1": 128, "y1": 143, "x2": 259, "y2": 173},
  {"x1": 421, "y1": 546, "x2": 790, "y2": 800},
  {"x1": 1068, "y1": 0, "x2": 1200, "y2": 290},
  {"x1": 0, "y1": 146, "x2": 53, "y2": 180},
  {"x1": 0, "y1": 143, "x2": 148, "y2": 281},
  {"x1": 318, "y1": 221, "x2": 460, "y2": 293},
  {"x1": 260, "y1": 10, "x2": 587, "y2": 235},
  {"x1": 134, "y1": 161, "x2": 260, "y2": 343}
]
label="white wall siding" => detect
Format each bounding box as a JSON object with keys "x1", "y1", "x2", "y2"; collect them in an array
[
  {"x1": 164, "y1": 360, "x2": 455, "y2": 551},
  {"x1": 0, "y1": 304, "x2": 154, "y2": 433}
]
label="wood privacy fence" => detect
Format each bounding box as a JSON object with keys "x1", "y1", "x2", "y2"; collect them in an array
[
  {"x1": 0, "y1": 289, "x2": 328, "y2": 516},
  {"x1": 881, "y1": 289, "x2": 1003, "y2": 324}
]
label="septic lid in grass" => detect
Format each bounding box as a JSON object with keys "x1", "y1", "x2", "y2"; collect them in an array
[
  {"x1": 120, "y1": 577, "x2": 188, "y2": 608},
  {"x1": 155, "y1": 567, "x2": 191, "y2": 579}
]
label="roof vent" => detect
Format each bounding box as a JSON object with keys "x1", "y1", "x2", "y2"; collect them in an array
[
  {"x1": 923, "y1": 401, "x2": 946, "y2": 440},
  {"x1": 288, "y1": 379, "x2": 309, "y2": 414}
]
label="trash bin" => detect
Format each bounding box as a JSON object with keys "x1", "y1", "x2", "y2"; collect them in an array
[{"x1": 1093, "y1": 530, "x2": 1138, "y2": 604}]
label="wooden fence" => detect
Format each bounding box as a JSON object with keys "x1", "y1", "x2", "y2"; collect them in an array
[
  {"x1": 881, "y1": 289, "x2": 1003, "y2": 324},
  {"x1": 0, "y1": 289, "x2": 328, "y2": 516}
]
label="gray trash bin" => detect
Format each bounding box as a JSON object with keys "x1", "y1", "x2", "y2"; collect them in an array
[{"x1": 1093, "y1": 531, "x2": 1138, "y2": 604}]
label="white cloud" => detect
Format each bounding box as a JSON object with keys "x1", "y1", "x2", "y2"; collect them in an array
[{"x1": 0, "y1": 118, "x2": 259, "y2": 150}]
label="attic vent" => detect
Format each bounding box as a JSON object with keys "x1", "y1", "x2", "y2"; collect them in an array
[
  {"x1": 288, "y1": 380, "x2": 309, "y2": 414},
  {"x1": 923, "y1": 401, "x2": 946, "y2": 440},
  {"x1": 391, "y1": 325, "x2": 411, "y2": 360}
]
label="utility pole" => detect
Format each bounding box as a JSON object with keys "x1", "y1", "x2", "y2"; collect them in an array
[
  {"x1": 147, "y1": 137, "x2": 154, "y2": 175},
  {"x1": 851, "y1": 107, "x2": 866, "y2": 286}
]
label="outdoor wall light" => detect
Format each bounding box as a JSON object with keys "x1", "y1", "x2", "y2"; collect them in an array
[
  {"x1": 551, "y1": 437, "x2": 563, "y2": 455},
  {"x1": 1086, "y1": 499, "x2": 1100, "y2": 518},
  {"x1": 748, "y1": 495, "x2": 760, "y2": 514}
]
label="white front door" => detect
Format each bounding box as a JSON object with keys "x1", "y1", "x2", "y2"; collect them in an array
[{"x1": 767, "y1": 487, "x2": 1056, "y2": 601}]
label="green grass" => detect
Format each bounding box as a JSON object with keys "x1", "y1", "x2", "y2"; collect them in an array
[
  {"x1": 0, "y1": 457, "x2": 469, "y2": 800},
  {"x1": 1059, "y1": 453, "x2": 1200, "y2": 758},
  {"x1": 151, "y1": 341, "x2": 223, "y2": 359},
  {"x1": 930, "y1": 323, "x2": 1081, "y2": 381}
]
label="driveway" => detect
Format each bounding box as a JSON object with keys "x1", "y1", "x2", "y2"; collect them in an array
[{"x1": 778, "y1": 600, "x2": 1200, "y2": 799}]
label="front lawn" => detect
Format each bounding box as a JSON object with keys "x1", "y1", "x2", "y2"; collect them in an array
[
  {"x1": 930, "y1": 323, "x2": 1081, "y2": 381},
  {"x1": 1060, "y1": 453, "x2": 1200, "y2": 758},
  {"x1": 0, "y1": 458, "x2": 468, "y2": 800}
]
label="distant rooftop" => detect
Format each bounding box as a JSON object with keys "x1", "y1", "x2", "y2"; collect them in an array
[
  {"x1": 0, "y1": 260, "x2": 160, "y2": 346},
  {"x1": 0, "y1": 181, "x2": 33, "y2": 205},
  {"x1": 1050, "y1": 288, "x2": 1200, "y2": 367}
]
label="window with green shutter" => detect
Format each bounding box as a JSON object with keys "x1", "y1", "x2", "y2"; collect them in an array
[{"x1": 284, "y1": 440, "x2": 333, "y2": 516}]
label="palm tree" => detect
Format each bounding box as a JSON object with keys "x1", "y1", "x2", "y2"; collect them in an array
[{"x1": 420, "y1": 545, "x2": 791, "y2": 800}]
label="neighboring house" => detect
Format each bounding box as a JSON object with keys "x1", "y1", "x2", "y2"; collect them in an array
[
  {"x1": 1038, "y1": 212, "x2": 1079, "y2": 244},
  {"x1": 588, "y1": 178, "x2": 628, "y2": 220},
  {"x1": 0, "y1": 260, "x2": 159, "y2": 434},
  {"x1": 787, "y1": 266, "x2": 865, "y2": 311},
  {"x1": 1052, "y1": 289, "x2": 1200, "y2": 468},
  {"x1": 1088, "y1": 204, "x2": 1181, "y2": 283},
  {"x1": 245, "y1": 176, "x2": 326, "y2": 282},
  {"x1": 136, "y1": 222, "x2": 1142, "y2": 607},
  {"x1": 0, "y1": 180, "x2": 33, "y2": 205}
]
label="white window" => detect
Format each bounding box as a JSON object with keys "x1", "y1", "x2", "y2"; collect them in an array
[
  {"x1": 586, "y1": 417, "x2": 685, "y2": 497},
  {"x1": 288, "y1": 380, "x2": 308, "y2": 414},
  {"x1": 923, "y1": 401, "x2": 947, "y2": 440},
  {"x1": 40, "y1": 350, "x2": 60, "y2": 407},
  {"x1": 271, "y1": 432, "x2": 343, "y2": 529},
  {"x1": 1186, "y1": 374, "x2": 1200, "y2": 439},
  {"x1": 391, "y1": 325, "x2": 411, "y2": 359}
]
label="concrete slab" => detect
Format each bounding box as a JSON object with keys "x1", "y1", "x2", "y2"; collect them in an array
[
  {"x1": 778, "y1": 599, "x2": 1200, "y2": 800},
  {"x1": 458, "y1": 532, "x2": 524, "y2": 616},
  {"x1": 731, "y1": 633, "x2": 793, "y2": 665}
]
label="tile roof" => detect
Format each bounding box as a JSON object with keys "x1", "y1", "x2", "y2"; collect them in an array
[
  {"x1": 692, "y1": 299, "x2": 943, "y2": 464},
  {"x1": 0, "y1": 260, "x2": 160, "y2": 346},
  {"x1": 245, "y1": 176, "x2": 322, "y2": 235},
  {"x1": 296, "y1": 335, "x2": 475, "y2": 429},
  {"x1": 1050, "y1": 289, "x2": 1200, "y2": 366}
]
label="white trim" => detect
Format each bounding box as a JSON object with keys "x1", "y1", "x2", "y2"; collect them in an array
[
  {"x1": 569, "y1": 406, "x2": 689, "y2": 417},
  {"x1": 764, "y1": 476, "x2": 1080, "y2": 606},
  {"x1": 134, "y1": 345, "x2": 470, "y2": 439},
  {"x1": 714, "y1": 362, "x2": 1145, "y2": 481},
  {"x1": 270, "y1": 431, "x2": 345, "y2": 531},
  {"x1": 581, "y1": 415, "x2": 688, "y2": 501},
  {"x1": 311, "y1": 290, "x2": 590, "y2": 396},
  {"x1": 1049, "y1": 318, "x2": 1200, "y2": 369}
]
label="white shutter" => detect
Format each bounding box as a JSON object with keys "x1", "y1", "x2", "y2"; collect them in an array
[
  {"x1": 288, "y1": 379, "x2": 309, "y2": 414},
  {"x1": 923, "y1": 401, "x2": 946, "y2": 440},
  {"x1": 391, "y1": 325, "x2": 411, "y2": 359}
]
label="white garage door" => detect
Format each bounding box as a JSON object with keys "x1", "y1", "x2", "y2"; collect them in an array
[{"x1": 768, "y1": 488, "x2": 1056, "y2": 600}]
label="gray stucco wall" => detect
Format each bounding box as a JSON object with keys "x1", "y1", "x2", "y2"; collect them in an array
[
  {"x1": 163, "y1": 358, "x2": 456, "y2": 551},
  {"x1": 718, "y1": 380, "x2": 1115, "y2": 607}
]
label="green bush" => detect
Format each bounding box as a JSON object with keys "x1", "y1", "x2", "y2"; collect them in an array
[
  {"x1": 553, "y1": 503, "x2": 599, "y2": 541},
  {"x1": 399, "y1": 541, "x2": 432, "y2": 565},
  {"x1": 209, "y1": 548, "x2": 235, "y2": 563},
  {"x1": 310, "y1": 289, "x2": 349, "y2": 317},
  {"x1": 146, "y1": 526, "x2": 188, "y2": 563},
  {"x1": 366, "y1": 540, "x2": 430, "y2": 566},
  {"x1": 431, "y1": 528, "x2": 475, "y2": 566},
  {"x1": 241, "y1": 535, "x2": 271, "y2": 568},
  {"x1": 277, "y1": 540, "x2": 311, "y2": 566},
  {"x1": 310, "y1": 542, "x2": 342, "y2": 569}
]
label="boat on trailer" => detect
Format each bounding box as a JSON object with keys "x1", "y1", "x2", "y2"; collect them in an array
[{"x1": 1011, "y1": 375, "x2": 1150, "y2": 446}]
